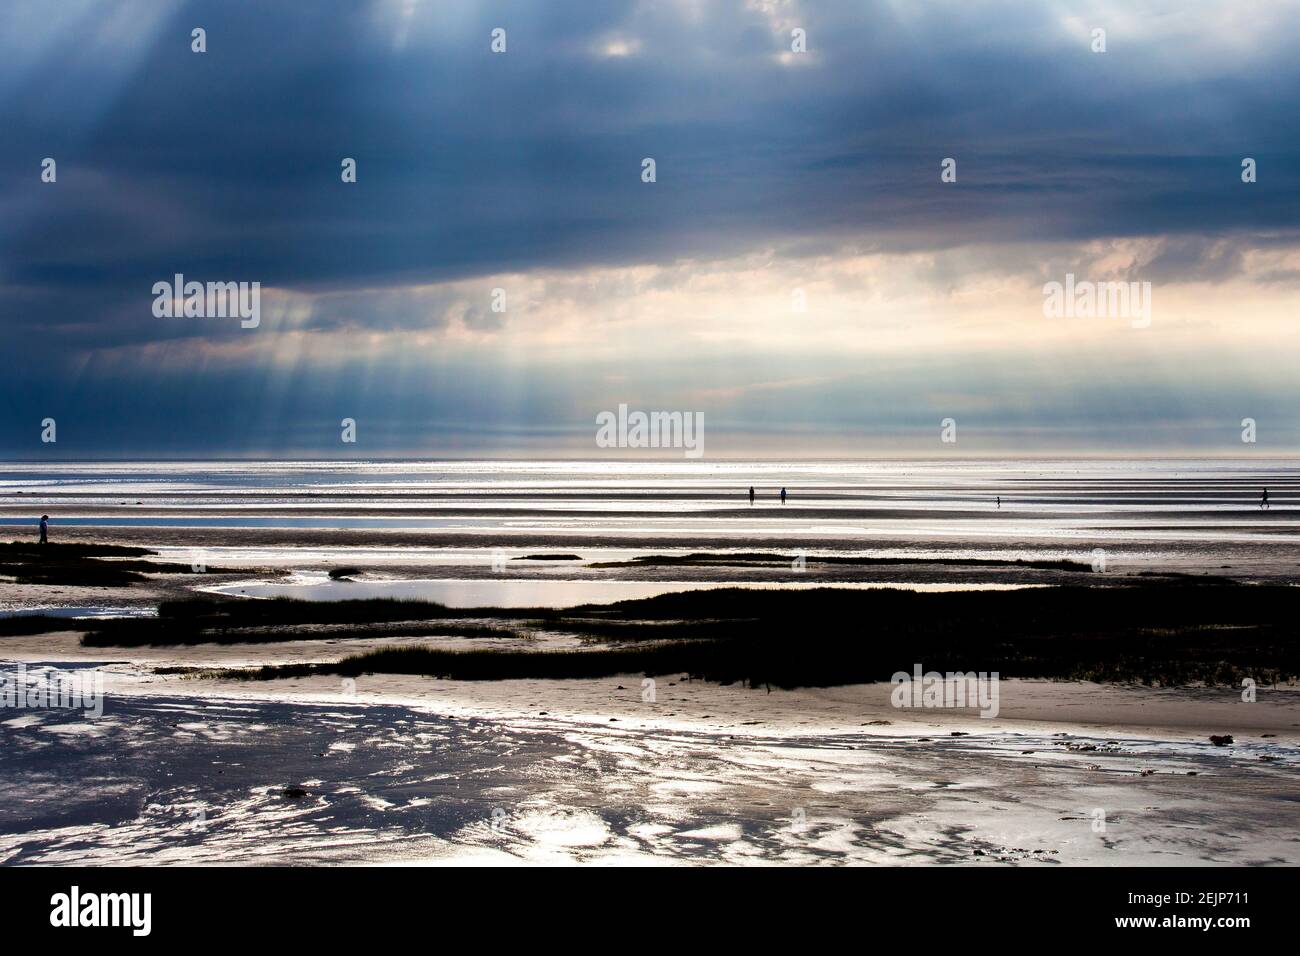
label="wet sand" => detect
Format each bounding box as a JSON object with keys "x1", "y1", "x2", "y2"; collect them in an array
[
  {"x1": 0, "y1": 651, "x2": 1295, "y2": 865},
  {"x1": 1, "y1": 459, "x2": 1297, "y2": 864}
]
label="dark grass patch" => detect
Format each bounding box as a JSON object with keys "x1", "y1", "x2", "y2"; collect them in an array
[
  {"x1": 0, "y1": 615, "x2": 88, "y2": 636},
  {"x1": 0, "y1": 541, "x2": 231, "y2": 586},
  {"x1": 0, "y1": 541, "x2": 151, "y2": 586},
  {"x1": 0, "y1": 564, "x2": 147, "y2": 587},
  {"x1": 210, "y1": 662, "x2": 325, "y2": 681},
  {"x1": 218, "y1": 624, "x2": 1295, "y2": 687},
  {"x1": 82, "y1": 596, "x2": 533, "y2": 646},
  {"x1": 586, "y1": 552, "x2": 1094, "y2": 572},
  {"x1": 333, "y1": 644, "x2": 696, "y2": 680},
  {"x1": 72, "y1": 583, "x2": 1300, "y2": 688},
  {"x1": 84, "y1": 620, "x2": 526, "y2": 647},
  {"x1": 215, "y1": 643, "x2": 712, "y2": 682},
  {"x1": 560, "y1": 582, "x2": 1261, "y2": 628},
  {"x1": 156, "y1": 596, "x2": 465, "y2": 624},
  {"x1": 460, "y1": 625, "x2": 1292, "y2": 687},
  {"x1": 0, "y1": 542, "x2": 153, "y2": 559}
]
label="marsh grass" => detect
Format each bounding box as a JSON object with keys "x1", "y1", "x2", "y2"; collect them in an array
[
  {"x1": 0, "y1": 541, "x2": 225, "y2": 587},
  {"x1": 186, "y1": 583, "x2": 1298, "y2": 688},
  {"x1": 0, "y1": 614, "x2": 86, "y2": 636},
  {"x1": 82, "y1": 597, "x2": 531, "y2": 646},
  {"x1": 587, "y1": 552, "x2": 1094, "y2": 571},
  {"x1": 82, "y1": 620, "x2": 528, "y2": 647}
]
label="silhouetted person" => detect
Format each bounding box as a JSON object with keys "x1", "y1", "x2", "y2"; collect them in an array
[
  {"x1": 1261, "y1": 488, "x2": 1269, "y2": 510},
  {"x1": 39, "y1": 514, "x2": 48, "y2": 544},
  {"x1": 780, "y1": 487, "x2": 787, "y2": 505},
  {"x1": 996, "y1": 496, "x2": 1000, "y2": 509},
  {"x1": 748, "y1": 486, "x2": 755, "y2": 506}
]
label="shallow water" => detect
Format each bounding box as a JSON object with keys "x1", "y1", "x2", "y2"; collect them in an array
[
  {"x1": 205, "y1": 577, "x2": 1042, "y2": 608},
  {"x1": 1, "y1": 458, "x2": 1298, "y2": 580},
  {"x1": 0, "y1": 606, "x2": 156, "y2": 619},
  {"x1": 1, "y1": 684, "x2": 1294, "y2": 865}
]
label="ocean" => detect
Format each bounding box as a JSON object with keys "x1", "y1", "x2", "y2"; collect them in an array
[{"x1": 0, "y1": 459, "x2": 1294, "y2": 572}]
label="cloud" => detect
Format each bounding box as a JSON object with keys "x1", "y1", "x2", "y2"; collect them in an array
[{"x1": 2, "y1": 0, "x2": 1299, "y2": 453}]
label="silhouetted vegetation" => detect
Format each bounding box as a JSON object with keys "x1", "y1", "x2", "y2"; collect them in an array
[
  {"x1": 588, "y1": 551, "x2": 1093, "y2": 572},
  {"x1": 0, "y1": 614, "x2": 85, "y2": 636},
  {"x1": 0, "y1": 541, "x2": 222, "y2": 586},
  {"x1": 0, "y1": 542, "x2": 152, "y2": 558},
  {"x1": 82, "y1": 597, "x2": 529, "y2": 646},
  {"x1": 186, "y1": 582, "x2": 1298, "y2": 688},
  {"x1": 83, "y1": 620, "x2": 526, "y2": 647}
]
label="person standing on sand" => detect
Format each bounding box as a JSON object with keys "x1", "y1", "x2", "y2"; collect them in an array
[
  {"x1": 780, "y1": 487, "x2": 787, "y2": 505},
  {"x1": 39, "y1": 514, "x2": 48, "y2": 544},
  {"x1": 996, "y1": 496, "x2": 1000, "y2": 509},
  {"x1": 1261, "y1": 488, "x2": 1269, "y2": 510},
  {"x1": 748, "y1": 486, "x2": 755, "y2": 506}
]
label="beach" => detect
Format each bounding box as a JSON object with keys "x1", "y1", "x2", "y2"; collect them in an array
[
  {"x1": 1, "y1": 657, "x2": 1295, "y2": 865},
  {"x1": 0, "y1": 459, "x2": 1297, "y2": 865}
]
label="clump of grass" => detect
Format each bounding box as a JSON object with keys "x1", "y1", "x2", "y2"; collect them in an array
[
  {"x1": 212, "y1": 662, "x2": 327, "y2": 681},
  {"x1": 0, "y1": 542, "x2": 149, "y2": 586},
  {"x1": 83, "y1": 614, "x2": 527, "y2": 647},
  {"x1": 0, "y1": 614, "x2": 84, "y2": 636},
  {"x1": 0, "y1": 541, "x2": 228, "y2": 586},
  {"x1": 224, "y1": 642, "x2": 722, "y2": 682},
  {"x1": 81, "y1": 596, "x2": 479, "y2": 646},
  {"x1": 70, "y1": 583, "x2": 1300, "y2": 689},
  {"x1": 588, "y1": 552, "x2": 1093, "y2": 571},
  {"x1": 0, "y1": 542, "x2": 153, "y2": 558},
  {"x1": 219, "y1": 612, "x2": 1297, "y2": 691}
]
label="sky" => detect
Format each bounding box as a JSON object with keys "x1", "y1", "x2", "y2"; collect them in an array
[{"x1": 1, "y1": 0, "x2": 1298, "y2": 458}]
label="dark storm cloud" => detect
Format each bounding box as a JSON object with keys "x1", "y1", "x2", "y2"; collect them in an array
[
  {"x1": 3, "y1": 1, "x2": 1298, "y2": 313},
  {"x1": 2, "y1": 1, "x2": 1299, "y2": 454}
]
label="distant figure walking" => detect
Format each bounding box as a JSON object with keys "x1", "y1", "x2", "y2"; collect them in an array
[
  {"x1": 38, "y1": 514, "x2": 48, "y2": 544},
  {"x1": 996, "y1": 496, "x2": 1000, "y2": 510},
  {"x1": 748, "y1": 486, "x2": 755, "y2": 506},
  {"x1": 1261, "y1": 488, "x2": 1270, "y2": 510},
  {"x1": 780, "y1": 487, "x2": 787, "y2": 505}
]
